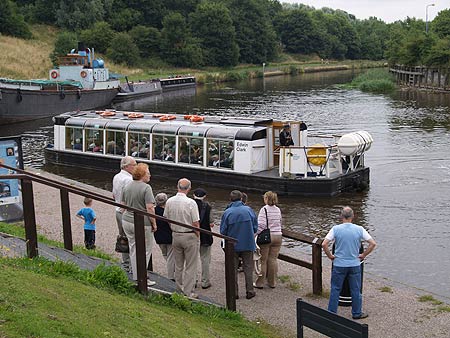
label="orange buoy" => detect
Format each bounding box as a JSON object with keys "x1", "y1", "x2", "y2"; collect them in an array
[
  {"x1": 50, "y1": 71, "x2": 58, "y2": 79},
  {"x1": 128, "y1": 112, "x2": 145, "y2": 119},
  {"x1": 190, "y1": 115, "x2": 204, "y2": 123},
  {"x1": 100, "y1": 111, "x2": 116, "y2": 117},
  {"x1": 159, "y1": 114, "x2": 177, "y2": 121},
  {"x1": 184, "y1": 114, "x2": 193, "y2": 120},
  {"x1": 153, "y1": 113, "x2": 164, "y2": 118}
]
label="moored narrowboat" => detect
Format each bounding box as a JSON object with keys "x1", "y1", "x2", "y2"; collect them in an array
[{"x1": 44, "y1": 110, "x2": 373, "y2": 196}]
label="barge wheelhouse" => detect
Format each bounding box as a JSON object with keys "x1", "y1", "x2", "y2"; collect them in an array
[{"x1": 45, "y1": 111, "x2": 372, "y2": 196}]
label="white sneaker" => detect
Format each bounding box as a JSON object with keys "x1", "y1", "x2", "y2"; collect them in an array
[{"x1": 147, "y1": 279, "x2": 156, "y2": 286}]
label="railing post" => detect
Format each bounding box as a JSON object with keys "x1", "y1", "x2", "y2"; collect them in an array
[
  {"x1": 224, "y1": 239, "x2": 236, "y2": 311},
  {"x1": 21, "y1": 179, "x2": 38, "y2": 258},
  {"x1": 60, "y1": 189, "x2": 73, "y2": 251},
  {"x1": 312, "y1": 242, "x2": 322, "y2": 295},
  {"x1": 134, "y1": 213, "x2": 148, "y2": 294}
]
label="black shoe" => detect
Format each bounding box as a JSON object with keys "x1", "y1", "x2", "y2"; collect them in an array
[
  {"x1": 202, "y1": 283, "x2": 211, "y2": 289},
  {"x1": 246, "y1": 291, "x2": 256, "y2": 299},
  {"x1": 353, "y1": 312, "x2": 369, "y2": 320},
  {"x1": 235, "y1": 295, "x2": 239, "y2": 300}
]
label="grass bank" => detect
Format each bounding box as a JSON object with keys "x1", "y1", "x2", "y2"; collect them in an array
[
  {"x1": 0, "y1": 222, "x2": 281, "y2": 337},
  {"x1": 1, "y1": 24, "x2": 386, "y2": 85},
  {"x1": 345, "y1": 68, "x2": 396, "y2": 93}
]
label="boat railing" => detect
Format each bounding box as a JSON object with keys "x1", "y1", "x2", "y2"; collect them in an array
[{"x1": 0, "y1": 163, "x2": 240, "y2": 311}]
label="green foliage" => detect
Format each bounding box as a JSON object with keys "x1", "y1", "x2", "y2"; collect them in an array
[
  {"x1": 189, "y1": 2, "x2": 239, "y2": 67},
  {"x1": 29, "y1": 0, "x2": 58, "y2": 24},
  {"x1": 424, "y1": 38, "x2": 450, "y2": 65},
  {"x1": 107, "y1": 32, "x2": 140, "y2": 66},
  {"x1": 55, "y1": 0, "x2": 105, "y2": 31},
  {"x1": 79, "y1": 21, "x2": 115, "y2": 53},
  {"x1": 431, "y1": 9, "x2": 450, "y2": 39},
  {"x1": 108, "y1": 8, "x2": 143, "y2": 32},
  {"x1": 0, "y1": 0, "x2": 32, "y2": 39},
  {"x1": 87, "y1": 264, "x2": 135, "y2": 294},
  {"x1": 129, "y1": 25, "x2": 161, "y2": 58},
  {"x1": 50, "y1": 31, "x2": 78, "y2": 65},
  {"x1": 349, "y1": 69, "x2": 396, "y2": 93}
]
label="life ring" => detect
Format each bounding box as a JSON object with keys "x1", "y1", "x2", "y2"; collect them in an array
[
  {"x1": 100, "y1": 111, "x2": 116, "y2": 117},
  {"x1": 307, "y1": 144, "x2": 327, "y2": 166},
  {"x1": 153, "y1": 113, "x2": 164, "y2": 118},
  {"x1": 80, "y1": 71, "x2": 87, "y2": 78},
  {"x1": 50, "y1": 71, "x2": 58, "y2": 79},
  {"x1": 128, "y1": 112, "x2": 144, "y2": 119},
  {"x1": 159, "y1": 114, "x2": 176, "y2": 121},
  {"x1": 190, "y1": 115, "x2": 204, "y2": 123},
  {"x1": 184, "y1": 114, "x2": 193, "y2": 120}
]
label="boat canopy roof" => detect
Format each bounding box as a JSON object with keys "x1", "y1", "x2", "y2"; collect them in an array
[
  {"x1": 58, "y1": 111, "x2": 272, "y2": 141},
  {"x1": 0, "y1": 78, "x2": 83, "y2": 88}
]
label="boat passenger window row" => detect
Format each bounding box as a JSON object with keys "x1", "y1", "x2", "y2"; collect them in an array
[{"x1": 65, "y1": 127, "x2": 233, "y2": 169}]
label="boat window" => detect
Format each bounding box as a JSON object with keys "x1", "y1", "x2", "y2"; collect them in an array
[
  {"x1": 129, "y1": 132, "x2": 150, "y2": 159},
  {"x1": 85, "y1": 129, "x2": 104, "y2": 153},
  {"x1": 152, "y1": 135, "x2": 176, "y2": 162},
  {"x1": 65, "y1": 127, "x2": 83, "y2": 151},
  {"x1": 106, "y1": 130, "x2": 125, "y2": 156},
  {"x1": 178, "y1": 137, "x2": 203, "y2": 165},
  {"x1": 207, "y1": 139, "x2": 234, "y2": 170}
]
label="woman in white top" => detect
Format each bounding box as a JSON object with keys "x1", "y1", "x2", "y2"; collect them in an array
[{"x1": 254, "y1": 191, "x2": 283, "y2": 289}]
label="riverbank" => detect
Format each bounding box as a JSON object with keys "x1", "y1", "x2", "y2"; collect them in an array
[{"x1": 9, "y1": 168, "x2": 448, "y2": 337}]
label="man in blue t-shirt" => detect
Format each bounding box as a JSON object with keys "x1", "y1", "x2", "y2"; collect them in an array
[
  {"x1": 322, "y1": 206, "x2": 376, "y2": 319},
  {"x1": 76, "y1": 197, "x2": 97, "y2": 249}
]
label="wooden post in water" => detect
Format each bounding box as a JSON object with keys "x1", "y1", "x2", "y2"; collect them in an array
[
  {"x1": 224, "y1": 239, "x2": 236, "y2": 311},
  {"x1": 134, "y1": 213, "x2": 148, "y2": 294},
  {"x1": 21, "y1": 179, "x2": 38, "y2": 258},
  {"x1": 60, "y1": 189, "x2": 73, "y2": 251}
]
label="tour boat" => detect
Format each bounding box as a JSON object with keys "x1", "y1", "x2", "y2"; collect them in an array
[
  {"x1": 44, "y1": 110, "x2": 373, "y2": 196},
  {"x1": 0, "y1": 44, "x2": 119, "y2": 124}
]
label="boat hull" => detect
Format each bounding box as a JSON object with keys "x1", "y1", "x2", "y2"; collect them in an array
[
  {"x1": 0, "y1": 87, "x2": 118, "y2": 124},
  {"x1": 44, "y1": 148, "x2": 370, "y2": 197}
]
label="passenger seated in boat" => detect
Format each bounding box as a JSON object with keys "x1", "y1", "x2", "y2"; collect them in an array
[
  {"x1": 191, "y1": 145, "x2": 202, "y2": 164},
  {"x1": 73, "y1": 138, "x2": 82, "y2": 150},
  {"x1": 208, "y1": 142, "x2": 218, "y2": 155},
  {"x1": 209, "y1": 154, "x2": 220, "y2": 167},
  {"x1": 221, "y1": 152, "x2": 233, "y2": 168},
  {"x1": 179, "y1": 151, "x2": 189, "y2": 163},
  {"x1": 106, "y1": 141, "x2": 116, "y2": 154},
  {"x1": 92, "y1": 141, "x2": 102, "y2": 153}
]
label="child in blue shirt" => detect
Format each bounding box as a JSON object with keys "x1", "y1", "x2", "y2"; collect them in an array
[{"x1": 76, "y1": 197, "x2": 97, "y2": 249}]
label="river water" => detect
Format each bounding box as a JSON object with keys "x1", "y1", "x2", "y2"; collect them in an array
[{"x1": 2, "y1": 69, "x2": 450, "y2": 300}]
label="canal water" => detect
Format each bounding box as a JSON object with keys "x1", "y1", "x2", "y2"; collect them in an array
[{"x1": 2, "y1": 70, "x2": 450, "y2": 300}]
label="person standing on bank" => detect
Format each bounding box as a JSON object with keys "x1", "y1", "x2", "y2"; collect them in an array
[
  {"x1": 193, "y1": 188, "x2": 214, "y2": 289},
  {"x1": 220, "y1": 190, "x2": 258, "y2": 299},
  {"x1": 154, "y1": 193, "x2": 175, "y2": 281},
  {"x1": 164, "y1": 178, "x2": 200, "y2": 298},
  {"x1": 254, "y1": 191, "x2": 282, "y2": 289},
  {"x1": 279, "y1": 124, "x2": 294, "y2": 146},
  {"x1": 121, "y1": 163, "x2": 157, "y2": 286},
  {"x1": 112, "y1": 156, "x2": 137, "y2": 272},
  {"x1": 322, "y1": 206, "x2": 377, "y2": 319}
]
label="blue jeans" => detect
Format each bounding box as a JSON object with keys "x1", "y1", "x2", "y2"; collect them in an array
[{"x1": 328, "y1": 265, "x2": 362, "y2": 317}]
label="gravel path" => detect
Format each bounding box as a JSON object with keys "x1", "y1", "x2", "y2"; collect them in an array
[{"x1": 25, "y1": 169, "x2": 450, "y2": 337}]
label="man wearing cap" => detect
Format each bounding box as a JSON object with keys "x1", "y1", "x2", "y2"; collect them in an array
[
  {"x1": 279, "y1": 124, "x2": 294, "y2": 146},
  {"x1": 220, "y1": 190, "x2": 258, "y2": 299},
  {"x1": 164, "y1": 178, "x2": 200, "y2": 298},
  {"x1": 193, "y1": 188, "x2": 214, "y2": 289}
]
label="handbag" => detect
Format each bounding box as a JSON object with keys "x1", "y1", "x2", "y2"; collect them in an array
[
  {"x1": 256, "y1": 208, "x2": 271, "y2": 245},
  {"x1": 115, "y1": 235, "x2": 129, "y2": 253}
]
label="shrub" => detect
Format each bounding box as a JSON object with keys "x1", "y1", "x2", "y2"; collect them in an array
[
  {"x1": 107, "y1": 32, "x2": 140, "y2": 66},
  {"x1": 50, "y1": 31, "x2": 78, "y2": 65},
  {"x1": 80, "y1": 21, "x2": 115, "y2": 53}
]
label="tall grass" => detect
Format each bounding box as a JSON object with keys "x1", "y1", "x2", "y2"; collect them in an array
[{"x1": 349, "y1": 69, "x2": 396, "y2": 93}]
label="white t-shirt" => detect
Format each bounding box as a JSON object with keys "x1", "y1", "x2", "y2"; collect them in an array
[{"x1": 112, "y1": 169, "x2": 132, "y2": 212}]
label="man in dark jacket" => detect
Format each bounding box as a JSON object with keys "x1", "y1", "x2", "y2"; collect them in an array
[
  {"x1": 220, "y1": 190, "x2": 258, "y2": 299},
  {"x1": 279, "y1": 124, "x2": 294, "y2": 146},
  {"x1": 193, "y1": 188, "x2": 214, "y2": 289},
  {"x1": 154, "y1": 193, "x2": 175, "y2": 281}
]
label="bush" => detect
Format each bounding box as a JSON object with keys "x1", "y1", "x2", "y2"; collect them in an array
[
  {"x1": 129, "y1": 25, "x2": 161, "y2": 58},
  {"x1": 107, "y1": 32, "x2": 140, "y2": 66},
  {"x1": 359, "y1": 79, "x2": 395, "y2": 93},
  {"x1": 80, "y1": 21, "x2": 115, "y2": 53},
  {"x1": 0, "y1": 0, "x2": 32, "y2": 39},
  {"x1": 50, "y1": 31, "x2": 78, "y2": 65}
]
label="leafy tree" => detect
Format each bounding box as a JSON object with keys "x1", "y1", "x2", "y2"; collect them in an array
[
  {"x1": 160, "y1": 12, "x2": 203, "y2": 67},
  {"x1": 355, "y1": 17, "x2": 389, "y2": 60},
  {"x1": 431, "y1": 9, "x2": 450, "y2": 39},
  {"x1": 189, "y1": 2, "x2": 239, "y2": 67},
  {"x1": 106, "y1": 32, "x2": 140, "y2": 66},
  {"x1": 424, "y1": 38, "x2": 450, "y2": 65},
  {"x1": 80, "y1": 22, "x2": 115, "y2": 53},
  {"x1": 166, "y1": 0, "x2": 201, "y2": 17},
  {"x1": 55, "y1": 0, "x2": 105, "y2": 31},
  {"x1": 229, "y1": 0, "x2": 277, "y2": 64},
  {"x1": 50, "y1": 31, "x2": 78, "y2": 64},
  {"x1": 0, "y1": 0, "x2": 32, "y2": 39},
  {"x1": 30, "y1": 0, "x2": 58, "y2": 24},
  {"x1": 129, "y1": 25, "x2": 161, "y2": 58}
]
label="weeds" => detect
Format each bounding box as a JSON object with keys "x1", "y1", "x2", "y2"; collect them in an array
[
  {"x1": 379, "y1": 286, "x2": 393, "y2": 293},
  {"x1": 418, "y1": 294, "x2": 443, "y2": 305}
]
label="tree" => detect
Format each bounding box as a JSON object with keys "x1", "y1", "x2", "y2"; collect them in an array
[
  {"x1": 129, "y1": 25, "x2": 161, "y2": 58},
  {"x1": 431, "y1": 9, "x2": 450, "y2": 39},
  {"x1": 80, "y1": 22, "x2": 115, "y2": 53},
  {"x1": 108, "y1": 8, "x2": 143, "y2": 32},
  {"x1": 50, "y1": 31, "x2": 78, "y2": 64},
  {"x1": 31, "y1": 0, "x2": 58, "y2": 24},
  {"x1": 55, "y1": 0, "x2": 105, "y2": 31},
  {"x1": 106, "y1": 32, "x2": 140, "y2": 66},
  {"x1": 424, "y1": 38, "x2": 450, "y2": 65},
  {"x1": 0, "y1": 0, "x2": 32, "y2": 39},
  {"x1": 189, "y1": 2, "x2": 239, "y2": 67},
  {"x1": 160, "y1": 12, "x2": 203, "y2": 67},
  {"x1": 229, "y1": 0, "x2": 277, "y2": 64}
]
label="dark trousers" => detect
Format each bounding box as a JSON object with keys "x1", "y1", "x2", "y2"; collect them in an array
[
  {"x1": 235, "y1": 251, "x2": 254, "y2": 295},
  {"x1": 84, "y1": 229, "x2": 96, "y2": 249}
]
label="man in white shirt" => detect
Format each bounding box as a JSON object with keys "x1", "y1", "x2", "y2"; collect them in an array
[
  {"x1": 164, "y1": 178, "x2": 200, "y2": 298},
  {"x1": 112, "y1": 156, "x2": 137, "y2": 272}
]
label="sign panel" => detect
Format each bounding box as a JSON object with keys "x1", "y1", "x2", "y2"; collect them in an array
[{"x1": 0, "y1": 136, "x2": 24, "y2": 222}]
